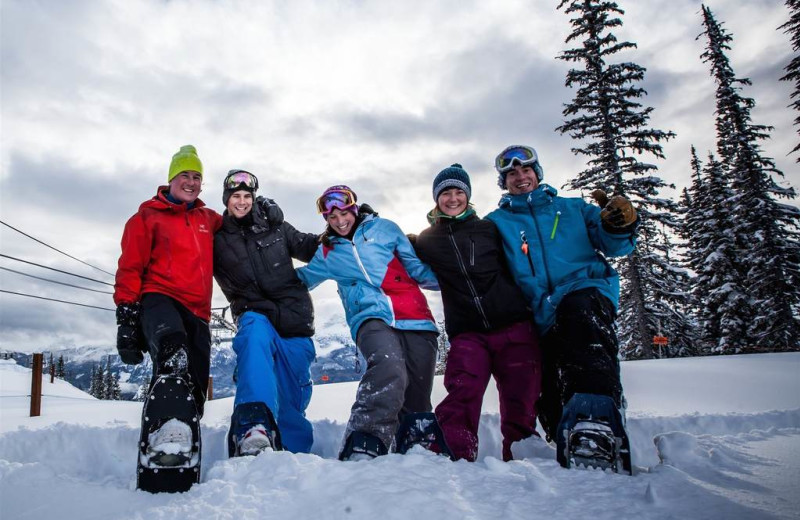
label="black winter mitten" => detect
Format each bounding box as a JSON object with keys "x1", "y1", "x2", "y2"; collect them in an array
[
  {"x1": 256, "y1": 196, "x2": 284, "y2": 224},
  {"x1": 116, "y1": 302, "x2": 145, "y2": 365}
]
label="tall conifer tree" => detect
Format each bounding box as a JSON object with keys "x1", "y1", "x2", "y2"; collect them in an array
[
  {"x1": 697, "y1": 153, "x2": 751, "y2": 352},
  {"x1": 780, "y1": 0, "x2": 800, "y2": 160},
  {"x1": 103, "y1": 356, "x2": 121, "y2": 400},
  {"x1": 556, "y1": 0, "x2": 683, "y2": 358},
  {"x1": 89, "y1": 364, "x2": 105, "y2": 399},
  {"x1": 56, "y1": 355, "x2": 66, "y2": 379},
  {"x1": 700, "y1": 5, "x2": 800, "y2": 351}
]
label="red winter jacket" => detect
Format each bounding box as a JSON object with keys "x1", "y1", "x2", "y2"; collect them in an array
[{"x1": 114, "y1": 187, "x2": 222, "y2": 321}]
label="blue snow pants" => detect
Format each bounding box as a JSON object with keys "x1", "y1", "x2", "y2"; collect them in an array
[{"x1": 233, "y1": 311, "x2": 315, "y2": 453}]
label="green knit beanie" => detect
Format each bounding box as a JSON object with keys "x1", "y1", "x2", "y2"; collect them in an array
[{"x1": 168, "y1": 145, "x2": 203, "y2": 182}]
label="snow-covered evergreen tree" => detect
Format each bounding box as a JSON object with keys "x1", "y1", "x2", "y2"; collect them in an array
[
  {"x1": 678, "y1": 148, "x2": 712, "y2": 354},
  {"x1": 780, "y1": 0, "x2": 800, "y2": 161},
  {"x1": 55, "y1": 355, "x2": 66, "y2": 379},
  {"x1": 89, "y1": 364, "x2": 105, "y2": 399},
  {"x1": 700, "y1": 5, "x2": 800, "y2": 351},
  {"x1": 693, "y1": 153, "x2": 751, "y2": 353},
  {"x1": 103, "y1": 356, "x2": 121, "y2": 400},
  {"x1": 646, "y1": 226, "x2": 698, "y2": 358},
  {"x1": 556, "y1": 0, "x2": 683, "y2": 358}
]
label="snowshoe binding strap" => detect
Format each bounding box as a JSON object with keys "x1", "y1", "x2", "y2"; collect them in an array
[{"x1": 339, "y1": 431, "x2": 387, "y2": 461}]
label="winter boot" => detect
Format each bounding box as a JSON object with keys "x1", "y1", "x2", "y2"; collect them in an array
[
  {"x1": 147, "y1": 418, "x2": 194, "y2": 467},
  {"x1": 228, "y1": 402, "x2": 282, "y2": 457},
  {"x1": 237, "y1": 425, "x2": 274, "y2": 456},
  {"x1": 394, "y1": 412, "x2": 454, "y2": 460},
  {"x1": 157, "y1": 334, "x2": 189, "y2": 376},
  {"x1": 339, "y1": 431, "x2": 388, "y2": 461}
]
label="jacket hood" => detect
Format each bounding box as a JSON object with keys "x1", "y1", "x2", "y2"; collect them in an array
[{"x1": 497, "y1": 184, "x2": 557, "y2": 212}]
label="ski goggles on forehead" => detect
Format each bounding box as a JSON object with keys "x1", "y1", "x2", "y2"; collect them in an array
[
  {"x1": 224, "y1": 170, "x2": 259, "y2": 190},
  {"x1": 495, "y1": 145, "x2": 539, "y2": 174},
  {"x1": 316, "y1": 189, "x2": 357, "y2": 215}
]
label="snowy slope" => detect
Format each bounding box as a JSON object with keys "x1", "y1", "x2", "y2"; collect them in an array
[{"x1": 1, "y1": 354, "x2": 799, "y2": 520}]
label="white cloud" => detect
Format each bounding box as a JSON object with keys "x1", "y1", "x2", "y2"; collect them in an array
[{"x1": 1, "y1": 0, "x2": 796, "y2": 349}]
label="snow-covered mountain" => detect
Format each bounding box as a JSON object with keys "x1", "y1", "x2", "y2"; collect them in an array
[
  {"x1": 1, "y1": 314, "x2": 366, "y2": 399},
  {"x1": 1, "y1": 353, "x2": 799, "y2": 519}
]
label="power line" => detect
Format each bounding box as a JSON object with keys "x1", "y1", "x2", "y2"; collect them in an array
[
  {"x1": 0, "y1": 266, "x2": 114, "y2": 294},
  {"x1": 0, "y1": 253, "x2": 114, "y2": 287},
  {"x1": 0, "y1": 220, "x2": 116, "y2": 277},
  {"x1": 0, "y1": 290, "x2": 114, "y2": 311}
]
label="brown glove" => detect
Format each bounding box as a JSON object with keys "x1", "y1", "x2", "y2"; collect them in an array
[{"x1": 591, "y1": 189, "x2": 637, "y2": 230}]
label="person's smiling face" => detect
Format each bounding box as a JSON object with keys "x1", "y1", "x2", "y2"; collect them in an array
[
  {"x1": 327, "y1": 207, "x2": 357, "y2": 236},
  {"x1": 505, "y1": 165, "x2": 539, "y2": 195},
  {"x1": 168, "y1": 171, "x2": 203, "y2": 204}
]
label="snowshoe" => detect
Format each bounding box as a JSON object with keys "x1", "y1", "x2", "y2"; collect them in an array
[
  {"x1": 136, "y1": 369, "x2": 201, "y2": 493},
  {"x1": 394, "y1": 412, "x2": 454, "y2": 460},
  {"x1": 228, "y1": 402, "x2": 282, "y2": 457},
  {"x1": 556, "y1": 393, "x2": 632, "y2": 475},
  {"x1": 339, "y1": 431, "x2": 387, "y2": 461}
]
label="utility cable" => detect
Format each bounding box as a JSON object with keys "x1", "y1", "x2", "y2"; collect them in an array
[
  {"x1": 0, "y1": 267, "x2": 114, "y2": 294},
  {"x1": 0, "y1": 220, "x2": 116, "y2": 277},
  {"x1": 0, "y1": 253, "x2": 114, "y2": 287},
  {"x1": 0, "y1": 290, "x2": 114, "y2": 311}
]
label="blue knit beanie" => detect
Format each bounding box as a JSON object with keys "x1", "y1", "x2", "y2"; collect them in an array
[{"x1": 433, "y1": 164, "x2": 471, "y2": 202}]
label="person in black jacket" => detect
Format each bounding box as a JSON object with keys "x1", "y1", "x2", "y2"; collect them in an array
[
  {"x1": 213, "y1": 170, "x2": 319, "y2": 456},
  {"x1": 413, "y1": 164, "x2": 542, "y2": 462}
]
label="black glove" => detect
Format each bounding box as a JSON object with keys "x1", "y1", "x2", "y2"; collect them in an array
[
  {"x1": 256, "y1": 196, "x2": 284, "y2": 224},
  {"x1": 591, "y1": 189, "x2": 638, "y2": 233},
  {"x1": 116, "y1": 303, "x2": 145, "y2": 365}
]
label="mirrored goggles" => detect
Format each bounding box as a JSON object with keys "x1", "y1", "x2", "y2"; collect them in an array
[
  {"x1": 316, "y1": 189, "x2": 357, "y2": 215},
  {"x1": 224, "y1": 170, "x2": 259, "y2": 191},
  {"x1": 495, "y1": 145, "x2": 538, "y2": 174}
]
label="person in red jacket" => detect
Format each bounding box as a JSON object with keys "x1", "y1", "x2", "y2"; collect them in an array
[{"x1": 114, "y1": 145, "x2": 222, "y2": 431}]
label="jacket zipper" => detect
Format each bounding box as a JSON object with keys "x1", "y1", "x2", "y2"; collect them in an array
[
  {"x1": 347, "y1": 235, "x2": 396, "y2": 327},
  {"x1": 550, "y1": 211, "x2": 561, "y2": 239},
  {"x1": 348, "y1": 240, "x2": 373, "y2": 284},
  {"x1": 241, "y1": 228, "x2": 263, "y2": 294},
  {"x1": 520, "y1": 230, "x2": 535, "y2": 276},
  {"x1": 450, "y1": 224, "x2": 490, "y2": 329},
  {"x1": 470, "y1": 240, "x2": 475, "y2": 266},
  {"x1": 529, "y1": 204, "x2": 554, "y2": 293}
]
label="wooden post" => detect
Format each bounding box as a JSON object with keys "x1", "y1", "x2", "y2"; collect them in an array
[
  {"x1": 207, "y1": 376, "x2": 213, "y2": 401},
  {"x1": 30, "y1": 353, "x2": 43, "y2": 417}
]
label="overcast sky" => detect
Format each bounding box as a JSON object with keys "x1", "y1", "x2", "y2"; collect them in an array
[{"x1": 1, "y1": 0, "x2": 796, "y2": 353}]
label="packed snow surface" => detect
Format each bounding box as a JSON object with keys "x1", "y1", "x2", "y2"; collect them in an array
[{"x1": 1, "y1": 353, "x2": 799, "y2": 519}]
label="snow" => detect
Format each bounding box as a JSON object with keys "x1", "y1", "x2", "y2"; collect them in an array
[{"x1": 1, "y1": 354, "x2": 799, "y2": 520}]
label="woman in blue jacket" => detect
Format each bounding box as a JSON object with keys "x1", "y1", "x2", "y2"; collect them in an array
[{"x1": 297, "y1": 186, "x2": 441, "y2": 461}]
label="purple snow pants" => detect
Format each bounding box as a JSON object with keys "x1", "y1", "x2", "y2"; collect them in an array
[{"x1": 435, "y1": 320, "x2": 541, "y2": 462}]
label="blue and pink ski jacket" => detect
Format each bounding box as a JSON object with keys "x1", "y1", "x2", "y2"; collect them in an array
[{"x1": 297, "y1": 214, "x2": 439, "y2": 341}]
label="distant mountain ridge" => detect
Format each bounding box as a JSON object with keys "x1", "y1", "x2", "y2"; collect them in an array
[{"x1": 2, "y1": 328, "x2": 365, "y2": 400}]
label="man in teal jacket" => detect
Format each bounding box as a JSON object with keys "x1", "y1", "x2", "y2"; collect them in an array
[{"x1": 485, "y1": 145, "x2": 638, "y2": 470}]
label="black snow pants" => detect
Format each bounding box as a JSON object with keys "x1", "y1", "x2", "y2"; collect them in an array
[
  {"x1": 140, "y1": 293, "x2": 211, "y2": 416},
  {"x1": 537, "y1": 288, "x2": 623, "y2": 441}
]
